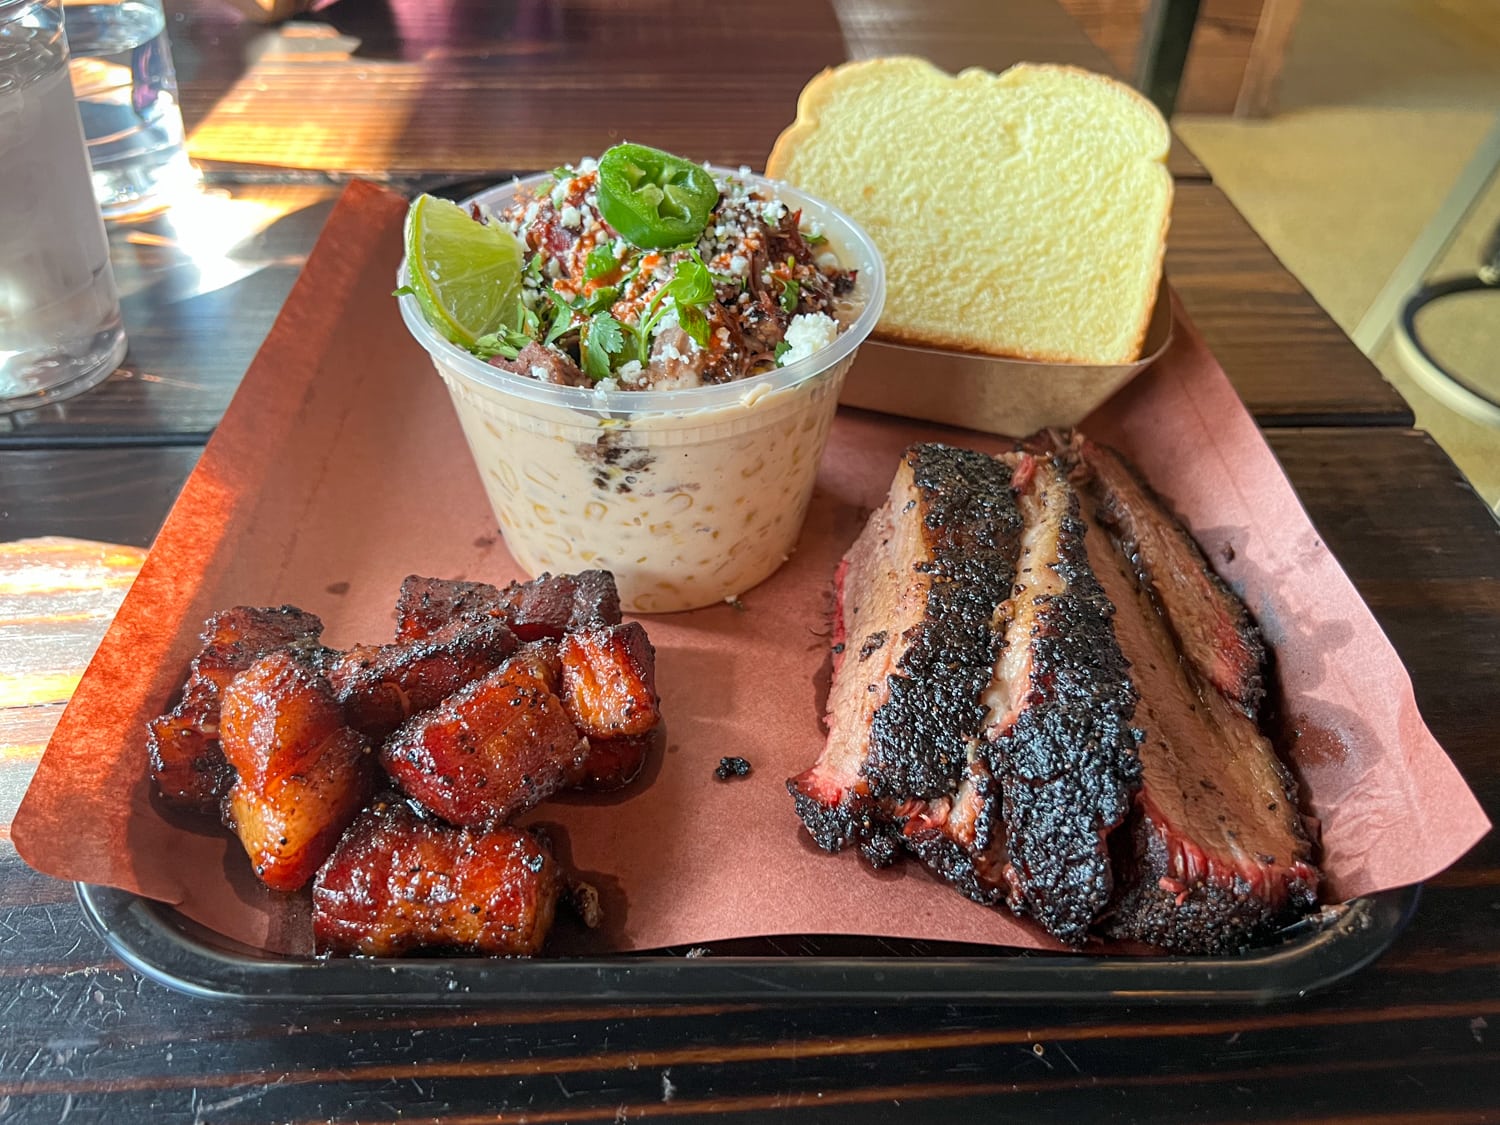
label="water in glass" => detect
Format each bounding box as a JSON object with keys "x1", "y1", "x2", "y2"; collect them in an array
[
  {"x1": 0, "y1": 0, "x2": 127, "y2": 411},
  {"x1": 64, "y1": 0, "x2": 195, "y2": 218}
]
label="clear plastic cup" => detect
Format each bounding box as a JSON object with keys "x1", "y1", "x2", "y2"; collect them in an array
[{"x1": 398, "y1": 169, "x2": 885, "y2": 614}]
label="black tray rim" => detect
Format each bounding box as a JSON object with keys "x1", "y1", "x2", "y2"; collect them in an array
[{"x1": 77, "y1": 882, "x2": 1420, "y2": 1007}]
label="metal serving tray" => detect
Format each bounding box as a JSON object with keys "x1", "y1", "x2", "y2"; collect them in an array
[{"x1": 78, "y1": 883, "x2": 1418, "y2": 1006}]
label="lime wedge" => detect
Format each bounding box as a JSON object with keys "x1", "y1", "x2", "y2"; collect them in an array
[{"x1": 403, "y1": 194, "x2": 523, "y2": 346}]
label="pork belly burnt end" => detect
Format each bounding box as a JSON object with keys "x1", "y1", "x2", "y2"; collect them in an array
[
  {"x1": 558, "y1": 623, "x2": 660, "y2": 739},
  {"x1": 394, "y1": 577, "x2": 504, "y2": 642},
  {"x1": 496, "y1": 570, "x2": 623, "y2": 639},
  {"x1": 1077, "y1": 497, "x2": 1318, "y2": 952},
  {"x1": 490, "y1": 634, "x2": 662, "y2": 791},
  {"x1": 313, "y1": 798, "x2": 562, "y2": 956},
  {"x1": 147, "y1": 606, "x2": 324, "y2": 812},
  {"x1": 558, "y1": 623, "x2": 662, "y2": 790},
  {"x1": 981, "y1": 454, "x2": 1141, "y2": 944},
  {"x1": 788, "y1": 443, "x2": 1021, "y2": 863},
  {"x1": 575, "y1": 729, "x2": 661, "y2": 791},
  {"x1": 380, "y1": 650, "x2": 589, "y2": 825},
  {"x1": 393, "y1": 571, "x2": 622, "y2": 643},
  {"x1": 218, "y1": 651, "x2": 374, "y2": 892},
  {"x1": 1073, "y1": 438, "x2": 1266, "y2": 717},
  {"x1": 327, "y1": 615, "x2": 519, "y2": 740}
]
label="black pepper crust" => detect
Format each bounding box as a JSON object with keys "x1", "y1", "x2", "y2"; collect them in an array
[
  {"x1": 786, "y1": 783, "x2": 901, "y2": 867},
  {"x1": 988, "y1": 470, "x2": 1142, "y2": 946},
  {"x1": 899, "y1": 825, "x2": 1008, "y2": 907},
  {"x1": 1100, "y1": 813, "x2": 1318, "y2": 954},
  {"x1": 863, "y1": 444, "x2": 1023, "y2": 801}
]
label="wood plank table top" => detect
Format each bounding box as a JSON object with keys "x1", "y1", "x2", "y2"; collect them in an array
[
  {"x1": 0, "y1": 0, "x2": 1493, "y2": 1120},
  {"x1": 0, "y1": 177, "x2": 1410, "y2": 447}
]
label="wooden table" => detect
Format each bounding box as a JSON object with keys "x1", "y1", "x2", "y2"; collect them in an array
[{"x1": 2, "y1": 0, "x2": 1497, "y2": 1119}]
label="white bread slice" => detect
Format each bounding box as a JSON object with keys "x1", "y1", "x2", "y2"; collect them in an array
[{"x1": 767, "y1": 58, "x2": 1172, "y2": 364}]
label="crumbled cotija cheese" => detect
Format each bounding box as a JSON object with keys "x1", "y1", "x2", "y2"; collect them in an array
[{"x1": 778, "y1": 313, "x2": 838, "y2": 366}]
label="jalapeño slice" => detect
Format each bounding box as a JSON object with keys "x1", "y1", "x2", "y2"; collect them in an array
[{"x1": 596, "y1": 143, "x2": 719, "y2": 250}]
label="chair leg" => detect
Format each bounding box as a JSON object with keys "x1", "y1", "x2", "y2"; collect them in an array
[
  {"x1": 1135, "y1": 0, "x2": 1202, "y2": 118},
  {"x1": 1235, "y1": 0, "x2": 1305, "y2": 118},
  {"x1": 1353, "y1": 114, "x2": 1500, "y2": 355}
]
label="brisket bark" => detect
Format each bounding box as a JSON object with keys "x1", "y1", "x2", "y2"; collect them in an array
[
  {"x1": 981, "y1": 454, "x2": 1141, "y2": 944},
  {"x1": 863, "y1": 445, "x2": 1025, "y2": 800},
  {"x1": 787, "y1": 443, "x2": 1021, "y2": 865}
]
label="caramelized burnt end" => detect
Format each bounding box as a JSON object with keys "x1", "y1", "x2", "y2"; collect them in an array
[
  {"x1": 558, "y1": 623, "x2": 660, "y2": 738},
  {"x1": 219, "y1": 651, "x2": 374, "y2": 892},
  {"x1": 394, "y1": 576, "x2": 501, "y2": 642},
  {"x1": 499, "y1": 570, "x2": 622, "y2": 640},
  {"x1": 326, "y1": 615, "x2": 519, "y2": 740},
  {"x1": 392, "y1": 571, "x2": 623, "y2": 644},
  {"x1": 147, "y1": 606, "x2": 324, "y2": 811},
  {"x1": 576, "y1": 730, "x2": 660, "y2": 792},
  {"x1": 146, "y1": 692, "x2": 233, "y2": 813},
  {"x1": 380, "y1": 651, "x2": 589, "y2": 826},
  {"x1": 313, "y1": 798, "x2": 562, "y2": 957}
]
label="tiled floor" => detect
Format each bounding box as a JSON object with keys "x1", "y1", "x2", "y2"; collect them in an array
[{"x1": 1172, "y1": 0, "x2": 1500, "y2": 506}]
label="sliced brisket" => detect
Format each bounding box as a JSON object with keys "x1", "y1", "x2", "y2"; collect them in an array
[
  {"x1": 1074, "y1": 438, "x2": 1266, "y2": 717},
  {"x1": 791, "y1": 434, "x2": 1317, "y2": 954},
  {"x1": 980, "y1": 454, "x2": 1141, "y2": 944},
  {"x1": 862, "y1": 445, "x2": 1024, "y2": 800},
  {"x1": 788, "y1": 443, "x2": 1021, "y2": 865},
  {"x1": 1077, "y1": 496, "x2": 1318, "y2": 953}
]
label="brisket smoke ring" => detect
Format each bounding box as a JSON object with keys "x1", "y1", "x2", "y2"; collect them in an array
[{"x1": 791, "y1": 436, "x2": 1321, "y2": 953}]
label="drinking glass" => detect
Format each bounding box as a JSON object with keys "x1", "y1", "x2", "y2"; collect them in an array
[
  {"x1": 0, "y1": 0, "x2": 127, "y2": 412},
  {"x1": 64, "y1": 0, "x2": 195, "y2": 219}
]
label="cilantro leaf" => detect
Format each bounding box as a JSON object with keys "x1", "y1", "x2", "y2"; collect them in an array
[
  {"x1": 543, "y1": 290, "x2": 576, "y2": 344},
  {"x1": 779, "y1": 278, "x2": 801, "y2": 314},
  {"x1": 666, "y1": 252, "x2": 715, "y2": 308},
  {"x1": 774, "y1": 340, "x2": 792, "y2": 364},
  {"x1": 582, "y1": 312, "x2": 626, "y2": 381},
  {"x1": 584, "y1": 243, "x2": 618, "y2": 282},
  {"x1": 514, "y1": 296, "x2": 541, "y2": 339},
  {"x1": 802, "y1": 229, "x2": 827, "y2": 246},
  {"x1": 678, "y1": 304, "x2": 710, "y2": 349}
]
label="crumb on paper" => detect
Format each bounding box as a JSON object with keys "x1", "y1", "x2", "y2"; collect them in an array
[
  {"x1": 714, "y1": 756, "x2": 752, "y2": 780},
  {"x1": 569, "y1": 881, "x2": 603, "y2": 929},
  {"x1": 724, "y1": 595, "x2": 746, "y2": 611}
]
